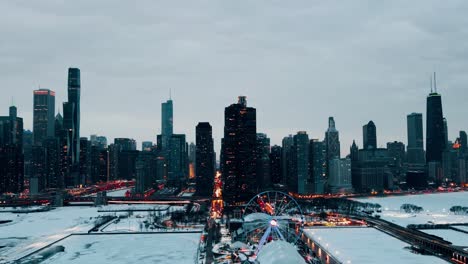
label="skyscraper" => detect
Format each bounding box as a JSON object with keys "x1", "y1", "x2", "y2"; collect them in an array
[
  {"x1": 167, "y1": 134, "x2": 189, "y2": 185},
  {"x1": 33, "y1": 89, "x2": 55, "y2": 145},
  {"x1": 161, "y1": 99, "x2": 173, "y2": 149},
  {"x1": 0, "y1": 105, "x2": 24, "y2": 194},
  {"x1": 426, "y1": 74, "x2": 445, "y2": 163},
  {"x1": 281, "y1": 135, "x2": 294, "y2": 186},
  {"x1": 363, "y1": 121, "x2": 377, "y2": 150},
  {"x1": 407, "y1": 113, "x2": 425, "y2": 164},
  {"x1": 221, "y1": 96, "x2": 257, "y2": 204},
  {"x1": 288, "y1": 132, "x2": 310, "y2": 194},
  {"x1": 459, "y1": 131, "x2": 467, "y2": 155},
  {"x1": 195, "y1": 122, "x2": 215, "y2": 196},
  {"x1": 269, "y1": 145, "x2": 282, "y2": 185},
  {"x1": 328, "y1": 158, "x2": 352, "y2": 194},
  {"x1": 309, "y1": 139, "x2": 326, "y2": 194},
  {"x1": 325, "y1": 117, "x2": 340, "y2": 160},
  {"x1": 256, "y1": 133, "x2": 271, "y2": 189},
  {"x1": 67, "y1": 68, "x2": 81, "y2": 164},
  {"x1": 325, "y1": 117, "x2": 340, "y2": 181}
]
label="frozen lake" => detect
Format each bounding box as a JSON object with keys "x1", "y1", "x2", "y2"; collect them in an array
[
  {"x1": 42, "y1": 233, "x2": 200, "y2": 264},
  {"x1": 354, "y1": 192, "x2": 468, "y2": 226},
  {"x1": 304, "y1": 227, "x2": 447, "y2": 264},
  {"x1": 423, "y1": 229, "x2": 468, "y2": 247}
]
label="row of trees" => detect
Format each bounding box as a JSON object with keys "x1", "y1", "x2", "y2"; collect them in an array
[
  {"x1": 450, "y1": 206, "x2": 468, "y2": 215},
  {"x1": 400, "y1": 204, "x2": 424, "y2": 213}
]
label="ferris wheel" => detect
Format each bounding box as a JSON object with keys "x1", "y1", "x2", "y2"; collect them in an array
[{"x1": 241, "y1": 191, "x2": 305, "y2": 255}]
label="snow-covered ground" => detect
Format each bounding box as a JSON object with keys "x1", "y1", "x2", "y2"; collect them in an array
[
  {"x1": 454, "y1": 225, "x2": 468, "y2": 232},
  {"x1": 304, "y1": 227, "x2": 447, "y2": 264},
  {"x1": 422, "y1": 229, "x2": 468, "y2": 247},
  {"x1": 0, "y1": 207, "x2": 105, "y2": 262},
  {"x1": 41, "y1": 233, "x2": 200, "y2": 264},
  {"x1": 354, "y1": 192, "x2": 468, "y2": 226}
]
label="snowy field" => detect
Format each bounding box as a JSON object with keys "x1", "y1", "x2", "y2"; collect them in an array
[
  {"x1": 422, "y1": 229, "x2": 468, "y2": 247},
  {"x1": 454, "y1": 225, "x2": 468, "y2": 232},
  {"x1": 41, "y1": 233, "x2": 200, "y2": 264},
  {"x1": 304, "y1": 228, "x2": 446, "y2": 264},
  {"x1": 0, "y1": 207, "x2": 105, "y2": 262},
  {"x1": 354, "y1": 192, "x2": 468, "y2": 226},
  {"x1": 0, "y1": 204, "x2": 190, "y2": 262}
]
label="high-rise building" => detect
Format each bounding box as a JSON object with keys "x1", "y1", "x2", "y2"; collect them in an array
[
  {"x1": 407, "y1": 113, "x2": 425, "y2": 164},
  {"x1": 363, "y1": 121, "x2": 377, "y2": 150},
  {"x1": 325, "y1": 117, "x2": 340, "y2": 161},
  {"x1": 281, "y1": 135, "x2": 294, "y2": 186},
  {"x1": 33, "y1": 89, "x2": 55, "y2": 145},
  {"x1": 269, "y1": 145, "x2": 282, "y2": 185},
  {"x1": 459, "y1": 131, "x2": 467, "y2": 155},
  {"x1": 79, "y1": 137, "x2": 91, "y2": 185},
  {"x1": 0, "y1": 105, "x2": 24, "y2": 194},
  {"x1": 288, "y1": 132, "x2": 310, "y2": 194},
  {"x1": 426, "y1": 74, "x2": 445, "y2": 163},
  {"x1": 195, "y1": 122, "x2": 215, "y2": 196},
  {"x1": 161, "y1": 99, "x2": 173, "y2": 149},
  {"x1": 166, "y1": 134, "x2": 188, "y2": 185},
  {"x1": 142, "y1": 141, "x2": 153, "y2": 152},
  {"x1": 221, "y1": 96, "x2": 257, "y2": 204},
  {"x1": 67, "y1": 68, "x2": 81, "y2": 164},
  {"x1": 114, "y1": 138, "x2": 137, "y2": 151},
  {"x1": 188, "y1": 142, "x2": 196, "y2": 163},
  {"x1": 23, "y1": 130, "x2": 33, "y2": 181},
  {"x1": 256, "y1": 133, "x2": 271, "y2": 189},
  {"x1": 309, "y1": 139, "x2": 326, "y2": 194},
  {"x1": 351, "y1": 148, "x2": 393, "y2": 193},
  {"x1": 328, "y1": 158, "x2": 353, "y2": 194},
  {"x1": 387, "y1": 141, "x2": 406, "y2": 182}
]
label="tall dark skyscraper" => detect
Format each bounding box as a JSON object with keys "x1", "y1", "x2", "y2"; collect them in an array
[
  {"x1": 221, "y1": 96, "x2": 257, "y2": 204},
  {"x1": 195, "y1": 122, "x2": 215, "y2": 196},
  {"x1": 256, "y1": 133, "x2": 271, "y2": 189},
  {"x1": 426, "y1": 74, "x2": 445, "y2": 163},
  {"x1": 363, "y1": 121, "x2": 377, "y2": 149},
  {"x1": 281, "y1": 135, "x2": 294, "y2": 186},
  {"x1": 289, "y1": 131, "x2": 310, "y2": 194},
  {"x1": 310, "y1": 139, "x2": 326, "y2": 194},
  {"x1": 459, "y1": 131, "x2": 467, "y2": 155},
  {"x1": 269, "y1": 145, "x2": 282, "y2": 185},
  {"x1": 67, "y1": 68, "x2": 81, "y2": 164},
  {"x1": 0, "y1": 105, "x2": 24, "y2": 194},
  {"x1": 33, "y1": 89, "x2": 55, "y2": 145},
  {"x1": 161, "y1": 99, "x2": 173, "y2": 149},
  {"x1": 407, "y1": 113, "x2": 425, "y2": 164}
]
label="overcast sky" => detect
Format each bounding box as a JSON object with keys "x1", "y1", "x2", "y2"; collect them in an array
[{"x1": 1, "y1": 0, "x2": 467, "y2": 156}]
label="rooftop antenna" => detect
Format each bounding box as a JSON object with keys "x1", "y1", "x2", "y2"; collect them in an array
[
  {"x1": 433, "y1": 72, "x2": 437, "y2": 93},
  {"x1": 430, "y1": 74, "x2": 433, "y2": 93},
  {"x1": 169, "y1": 88, "x2": 172, "y2": 100},
  {"x1": 11, "y1": 96, "x2": 14, "y2": 107}
]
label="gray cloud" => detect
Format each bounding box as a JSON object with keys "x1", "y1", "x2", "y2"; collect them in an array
[{"x1": 1, "y1": 0, "x2": 467, "y2": 155}]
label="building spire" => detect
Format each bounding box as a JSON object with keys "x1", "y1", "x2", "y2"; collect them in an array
[
  {"x1": 169, "y1": 88, "x2": 172, "y2": 100},
  {"x1": 430, "y1": 74, "x2": 433, "y2": 93},
  {"x1": 433, "y1": 72, "x2": 437, "y2": 93}
]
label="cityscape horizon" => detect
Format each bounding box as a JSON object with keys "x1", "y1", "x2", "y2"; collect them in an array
[{"x1": 1, "y1": 2, "x2": 467, "y2": 264}]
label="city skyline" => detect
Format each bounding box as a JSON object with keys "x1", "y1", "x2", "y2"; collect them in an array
[{"x1": 1, "y1": 1, "x2": 468, "y2": 156}]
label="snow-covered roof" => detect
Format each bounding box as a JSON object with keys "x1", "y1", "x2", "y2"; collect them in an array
[{"x1": 257, "y1": 241, "x2": 306, "y2": 264}]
